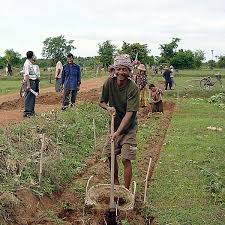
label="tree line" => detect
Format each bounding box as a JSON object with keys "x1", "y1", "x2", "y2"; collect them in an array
[{"x1": 0, "y1": 35, "x2": 225, "y2": 70}]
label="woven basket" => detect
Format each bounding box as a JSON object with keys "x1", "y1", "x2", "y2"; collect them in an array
[{"x1": 85, "y1": 176, "x2": 136, "y2": 211}]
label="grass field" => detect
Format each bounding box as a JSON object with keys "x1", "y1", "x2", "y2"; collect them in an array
[{"x1": 148, "y1": 98, "x2": 225, "y2": 224}]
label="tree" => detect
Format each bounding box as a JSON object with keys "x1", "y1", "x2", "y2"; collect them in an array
[
  {"x1": 4, "y1": 49, "x2": 22, "y2": 66},
  {"x1": 159, "y1": 38, "x2": 181, "y2": 60},
  {"x1": 0, "y1": 57, "x2": 4, "y2": 69},
  {"x1": 217, "y1": 56, "x2": 225, "y2": 68},
  {"x1": 120, "y1": 42, "x2": 151, "y2": 64},
  {"x1": 193, "y1": 50, "x2": 205, "y2": 69},
  {"x1": 98, "y1": 40, "x2": 116, "y2": 69},
  {"x1": 170, "y1": 49, "x2": 195, "y2": 69},
  {"x1": 42, "y1": 35, "x2": 75, "y2": 63},
  {"x1": 207, "y1": 60, "x2": 216, "y2": 70}
]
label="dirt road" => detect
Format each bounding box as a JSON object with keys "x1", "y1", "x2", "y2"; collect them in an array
[{"x1": 0, "y1": 76, "x2": 106, "y2": 126}]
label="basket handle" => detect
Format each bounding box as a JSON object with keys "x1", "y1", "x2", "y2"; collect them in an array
[
  {"x1": 132, "y1": 181, "x2": 137, "y2": 196},
  {"x1": 85, "y1": 175, "x2": 94, "y2": 195}
]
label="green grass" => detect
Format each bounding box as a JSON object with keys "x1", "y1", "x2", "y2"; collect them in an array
[
  {"x1": 0, "y1": 103, "x2": 108, "y2": 195},
  {"x1": 148, "y1": 99, "x2": 225, "y2": 224}
]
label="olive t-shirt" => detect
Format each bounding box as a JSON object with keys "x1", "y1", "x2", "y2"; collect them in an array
[{"x1": 100, "y1": 77, "x2": 139, "y2": 133}]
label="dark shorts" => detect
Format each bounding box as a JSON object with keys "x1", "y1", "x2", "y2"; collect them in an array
[
  {"x1": 104, "y1": 125, "x2": 137, "y2": 160},
  {"x1": 152, "y1": 100, "x2": 163, "y2": 113}
]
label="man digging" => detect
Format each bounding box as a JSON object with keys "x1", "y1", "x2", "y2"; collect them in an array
[{"x1": 99, "y1": 54, "x2": 139, "y2": 189}]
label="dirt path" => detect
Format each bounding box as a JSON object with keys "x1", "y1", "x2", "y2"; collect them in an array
[{"x1": 0, "y1": 76, "x2": 106, "y2": 126}]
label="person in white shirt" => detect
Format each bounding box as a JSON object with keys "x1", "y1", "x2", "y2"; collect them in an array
[
  {"x1": 54, "y1": 57, "x2": 63, "y2": 92},
  {"x1": 23, "y1": 51, "x2": 39, "y2": 117},
  {"x1": 32, "y1": 57, "x2": 40, "y2": 93}
]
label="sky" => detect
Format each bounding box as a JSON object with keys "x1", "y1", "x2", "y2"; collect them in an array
[{"x1": 1, "y1": 0, "x2": 225, "y2": 61}]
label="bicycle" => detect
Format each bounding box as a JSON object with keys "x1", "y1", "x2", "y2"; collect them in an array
[{"x1": 200, "y1": 74, "x2": 223, "y2": 90}]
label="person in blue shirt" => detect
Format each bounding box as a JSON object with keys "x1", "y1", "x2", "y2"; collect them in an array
[{"x1": 61, "y1": 53, "x2": 81, "y2": 110}]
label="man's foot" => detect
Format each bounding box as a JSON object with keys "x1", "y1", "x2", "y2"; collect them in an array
[
  {"x1": 61, "y1": 106, "x2": 68, "y2": 111},
  {"x1": 23, "y1": 114, "x2": 31, "y2": 118}
]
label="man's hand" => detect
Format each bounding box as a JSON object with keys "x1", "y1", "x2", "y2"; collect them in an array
[
  {"x1": 110, "y1": 131, "x2": 119, "y2": 141},
  {"x1": 27, "y1": 85, "x2": 31, "y2": 90},
  {"x1": 107, "y1": 107, "x2": 116, "y2": 116},
  {"x1": 77, "y1": 86, "x2": 80, "y2": 91}
]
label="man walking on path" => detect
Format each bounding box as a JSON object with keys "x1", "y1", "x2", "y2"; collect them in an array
[
  {"x1": 61, "y1": 53, "x2": 81, "y2": 110},
  {"x1": 55, "y1": 57, "x2": 63, "y2": 92},
  {"x1": 163, "y1": 66, "x2": 172, "y2": 90},
  {"x1": 99, "y1": 54, "x2": 139, "y2": 189},
  {"x1": 23, "y1": 51, "x2": 39, "y2": 117}
]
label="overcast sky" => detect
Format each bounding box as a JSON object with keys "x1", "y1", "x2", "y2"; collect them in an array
[{"x1": 1, "y1": 0, "x2": 225, "y2": 60}]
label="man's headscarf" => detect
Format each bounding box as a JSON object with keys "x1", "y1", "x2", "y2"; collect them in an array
[{"x1": 113, "y1": 54, "x2": 133, "y2": 71}]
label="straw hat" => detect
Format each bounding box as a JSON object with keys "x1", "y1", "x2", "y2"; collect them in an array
[{"x1": 137, "y1": 64, "x2": 146, "y2": 71}]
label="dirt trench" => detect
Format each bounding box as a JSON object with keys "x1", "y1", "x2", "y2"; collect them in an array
[{"x1": 0, "y1": 101, "x2": 175, "y2": 225}]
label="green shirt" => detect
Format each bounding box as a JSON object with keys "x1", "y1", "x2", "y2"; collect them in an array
[{"x1": 100, "y1": 77, "x2": 139, "y2": 133}]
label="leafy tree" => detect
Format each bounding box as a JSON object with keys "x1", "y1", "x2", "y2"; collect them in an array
[
  {"x1": 3, "y1": 49, "x2": 22, "y2": 66},
  {"x1": 98, "y1": 40, "x2": 116, "y2": 69},
  {"x1": 159, "y1": 38, "x2": 181, "y2": 60},
  {"x1": 170, "y1": 49, "x2": 195, "y2": 69},
  {"x1": 42, "y1": 35, "x2": 75, "y2": 64},
  {"x1": 217, "y1": 56, "x2": 225, "y2": 68},
  {"x1": 193, "y1": 50, "x2": 205, "y2": 69},
  {"x1": 120, "y1": 42, "x2": 151, "y2": 64},
  {"x1": 0, "y1": 57, "x2": 5, "y2": 69},
  {"x1": 207, "y1": 60, "x2": 216, "y2": 70},
  {"x1": 147, "y1": 55, "x2": 155, "y2": 66}
]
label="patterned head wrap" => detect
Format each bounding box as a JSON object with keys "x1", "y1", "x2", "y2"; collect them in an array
[{"x1": 113, "y1": 54, "x2": 133, "y2": 71}]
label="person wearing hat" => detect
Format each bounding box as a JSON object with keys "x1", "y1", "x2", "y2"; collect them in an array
[
  {"x1": 163, "y1": 66, "x2": 172, "y2": 90},
  {"x1": 99, "y1": 54, "x2": 139, "y2": 189},
  {"x1": 135, "y1": 64, "x2": 148, "y2": 107}
]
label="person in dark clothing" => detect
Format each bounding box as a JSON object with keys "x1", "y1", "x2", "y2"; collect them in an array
[
  {"x1": 7, "y1": 63, "x2": 12, "y2": 76},
  {"x1": 163, "y1": 66, "x2": 172, "y2": 90},
  {"x1": 61, "y1": 53, "x2": 81, "y2": 110}
]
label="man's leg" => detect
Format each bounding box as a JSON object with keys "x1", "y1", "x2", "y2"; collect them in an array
[
  {"x1": 122, "y1": 159, "x2": 132, "y2": 189},
  {"x1": 70, "y1": 90, "x2": 78, "y2": 107},
  {"x1": 62, "y1": 89, "x2": 70, "y2": 109},
  {"x1": 24, "y1": 80, "x2": 35, "y2": 116},
  {"x1": 55, "y1": 78, "x2": 61, "y2": 92},
  {"x1": 31, "y1": 80, "x2": 38, "y2": 115},
  {"x1": 165, "y1": 81, "x2": 168, "y2": 90},
  {"x1": 108, "y1": 157, "x2": 119, "y2": 185}
]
